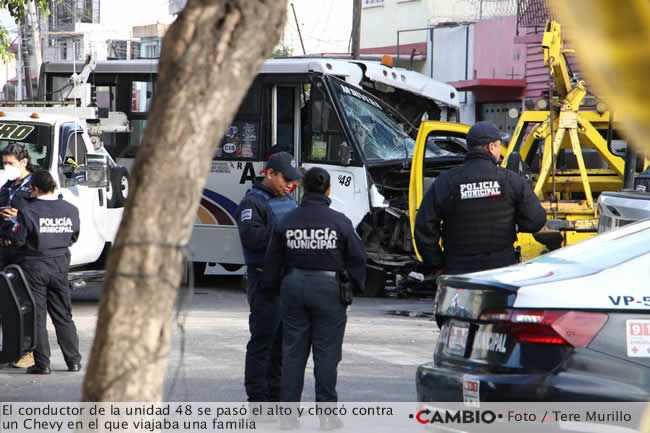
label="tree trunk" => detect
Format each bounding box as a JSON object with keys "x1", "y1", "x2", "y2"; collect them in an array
[{"x1": 82, "y1": 0, "x2": 287, "y2": 401}]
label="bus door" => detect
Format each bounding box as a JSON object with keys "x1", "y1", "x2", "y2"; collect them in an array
[{"x1": 301, "y1": 78, "x2": 369, "y2": 227}]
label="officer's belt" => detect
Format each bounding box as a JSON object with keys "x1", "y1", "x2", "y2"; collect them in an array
[{"x1": 287, "y1": 267, "x2": 337, "y2": 278}]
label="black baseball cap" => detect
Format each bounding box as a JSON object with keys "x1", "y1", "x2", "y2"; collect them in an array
[
  {"x1": 466, "y1": 121, "x2": 510, "y2": 147},
  {"x1": 265, "y1": 151, "x2": 302, "y2": 181}
]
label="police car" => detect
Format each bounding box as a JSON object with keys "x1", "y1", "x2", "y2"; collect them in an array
[{"x1": 416, "y1": 219, "x2": 650, "y2": 402}]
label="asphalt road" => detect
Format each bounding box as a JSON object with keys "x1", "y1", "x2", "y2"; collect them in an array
[{"x1": 0, "y1": 278, "x2": 440, "y2": 402}]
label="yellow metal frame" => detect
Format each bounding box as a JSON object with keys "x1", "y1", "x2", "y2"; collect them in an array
[
  {"x1": 408, "y1": 121, "x2": 470, "y2": 261},
  {"x1": 408, "y1": 22, "x2": 643, "y2": 262}
]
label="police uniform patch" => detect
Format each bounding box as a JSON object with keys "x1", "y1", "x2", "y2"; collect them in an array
[
  {"x1": 460, "y1": 181, "x2": 501, "y2": 200},
  {"x1": 240, "y1": 209, "x2": 252, "y2": 221},
  {"x1": 286, "y1": 228, "x2": 338, "y2": 250}
]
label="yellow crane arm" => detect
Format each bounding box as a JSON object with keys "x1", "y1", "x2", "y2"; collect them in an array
[{"x1": 541, "y1": 20, "x2": 573, "y2": 100}]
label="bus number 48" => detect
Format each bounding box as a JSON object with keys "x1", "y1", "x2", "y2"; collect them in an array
[{"x1": 338, "y1": 175, "x2": 352, "y2": 187}]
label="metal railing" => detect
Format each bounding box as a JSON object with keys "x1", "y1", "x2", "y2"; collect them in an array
[{"x1": 517, "y1": 0, "x2": 553, "y2": 31}]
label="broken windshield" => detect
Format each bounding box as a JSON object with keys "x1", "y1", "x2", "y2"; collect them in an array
[
  {"x1": 330, "y1": 79, "x2": 450, "y2": 163},
  {"x1": 331, "y1": 79, "x2": 412, "y2": 162}
]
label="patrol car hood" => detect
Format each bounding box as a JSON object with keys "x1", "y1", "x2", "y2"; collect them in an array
[
  {"x1": 452, "y1": 259, "x2": 599, "y2": 288},
  {"x1": 438, "y1": 220, "x2": 650, "y2": 314},
  {"x1": 437, "y1": 254, "x2": 649, "y2": 320}
]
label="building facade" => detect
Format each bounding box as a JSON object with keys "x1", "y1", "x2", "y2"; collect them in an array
[{"x1": 360, "y1": 0, "x2": 551, "y2": 128}]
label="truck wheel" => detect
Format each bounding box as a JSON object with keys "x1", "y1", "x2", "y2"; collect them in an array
[
  {"x1": 361, "y1": 266, "x2": 386, "y2": 297},
  {"x1": 107, "y1": 167, "x2": 129, "y2": 208}
]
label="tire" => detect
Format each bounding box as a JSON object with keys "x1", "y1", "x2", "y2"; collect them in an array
[{"x1": 107, "y1": 166, "x2": 129, "y2": 208}]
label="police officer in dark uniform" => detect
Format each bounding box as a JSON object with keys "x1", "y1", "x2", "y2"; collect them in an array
[
  {"x1": 264, "y1": 167, "x2": 366, "y2": 430},
  {"x1": 414, "y1": 121, "x2": 547, "y2": 275},
  {"x1": 0, "y1": 143, "x2": 35, "y2": 369},
  {"x1": 0, "y1": 143, "x2": 34, "y2": 267},
  {"x1": 236, "y1": 151, "x2": 302, "y2": 404},
  {"x1": 1, "y1": 170, "x2": 82, "y2": 374}
]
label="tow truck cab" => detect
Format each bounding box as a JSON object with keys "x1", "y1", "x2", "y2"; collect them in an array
[{"x1": 0, "y1": 112, "x2": 122, "y2": 269}]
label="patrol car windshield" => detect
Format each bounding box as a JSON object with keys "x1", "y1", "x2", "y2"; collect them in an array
[
  {"x1": 0, "y1": 122, "x2": 52, "y2": 171},
  {"x1": 331, "y1": 80, "x2": 424, "y2": 162}
]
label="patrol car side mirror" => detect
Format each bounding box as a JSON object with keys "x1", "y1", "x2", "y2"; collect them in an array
[{"x1": 82, "y1": 154, "x2": 110, "y2": 189}]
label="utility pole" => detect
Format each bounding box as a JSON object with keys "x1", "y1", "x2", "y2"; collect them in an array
[
  {"x1": 290, "y1": 3, "x2": 306, "y2": 55},
  {"x1": 351, "y1": 0, "x2": 362, "y2": 59},
  {"x1": 17, "y1": 28, "x2": 23, "y2": 100},
  {"x1": 27, "y1": 1, "x2": 42, "y2": 87},
  {"x1": 21, "y1": 18, "x2": 33, "y2": 99}
]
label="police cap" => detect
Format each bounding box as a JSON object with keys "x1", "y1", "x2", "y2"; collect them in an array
[
  {"x1": 467, "y1": 121, "x2": 509, "y2": 147},
  {"x1": 265, "y1": 151, "x2": 302, "y2": 181}
]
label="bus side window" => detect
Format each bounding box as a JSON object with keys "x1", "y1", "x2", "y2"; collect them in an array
[
  {"x1": 276, "y1": 86, "x2": 295, "y2": 151},
  {"x1": 214, "y1": 78, "x2": 262, "y2": 160},
  {"x1": 302, "y1": 82, "x2": 350, "y2": 165}
]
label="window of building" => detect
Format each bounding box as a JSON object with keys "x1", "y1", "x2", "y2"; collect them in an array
[
  {"x1": 131, "y1": 41, "x2": 141, "y2": 59},
  {"x1": 144, "y1": 42, "x2": 160, "y2": 58},
  {"x1": 108, "y1": 40, "x2": 128, "y2": 60},
  {"x1": 362, "y1": 0, "x2": 384, "y2": 8}
]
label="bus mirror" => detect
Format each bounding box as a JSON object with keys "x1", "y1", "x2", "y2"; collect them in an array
[
  {"x1": 339, "y1": 141, "x2": 352, "y2": 166},
  {"x1": 339, "y1": 143, "x2": 352, "y2": 166},
  {"x1": 311, "y1": 99, "x2": 329, "y2": 134}
]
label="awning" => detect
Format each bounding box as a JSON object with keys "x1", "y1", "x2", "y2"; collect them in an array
[{"x1": 447, "y1": 79, "x2": 527, "y2": 102}]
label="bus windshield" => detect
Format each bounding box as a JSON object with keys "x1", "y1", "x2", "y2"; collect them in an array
[{"x1": 330, "y1": 79, "x2": 414, "y2": 162}]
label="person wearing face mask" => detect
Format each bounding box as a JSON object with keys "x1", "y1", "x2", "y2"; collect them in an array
[
  {"x1": 0, "y1": 143, "x2": 34, "y2": 229},
  {"x1": 0, "y1": 169, "x2": 81, "y2": 374},
  {"x1": 414, "y1": 121, "x2": 547, "y2": 275},
  {"x1": 235, "y1": 151, "x2": 302, "y2": 409},
  {"x1": 0, "y1": 143, "x2": 35, "y2": 369}
]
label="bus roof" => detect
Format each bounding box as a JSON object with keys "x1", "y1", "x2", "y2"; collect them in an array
[{"x1": 41, "y1": 58, "x2": 460, "y2": 110}]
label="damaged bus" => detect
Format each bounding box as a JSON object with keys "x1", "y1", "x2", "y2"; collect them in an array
[{"x1": 39, "y1": 58, "x2": 463, "y2": 296}]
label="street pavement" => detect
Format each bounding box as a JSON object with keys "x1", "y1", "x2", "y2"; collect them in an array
[{"x1": 0, "y1": 278, "x2": 439, "y2": 402}]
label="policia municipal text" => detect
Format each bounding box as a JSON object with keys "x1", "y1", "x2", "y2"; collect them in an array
[
  {"x1": 264, "y1": 167, "x2": 367, "y2": 430},
  {"x1": 414, "y1": 121, "x2": 546, "y2": 274}
]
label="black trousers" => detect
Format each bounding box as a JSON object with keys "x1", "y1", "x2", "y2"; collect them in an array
[
  {"x1": 244, "y1": 267, "x2": 282, "y2": 402},
  {"x1": 22, "y1": 256, "x2": 81, "y2": 368},
  {"x1": 280, "y1": 269, "x2": 347, "y2": 402}
]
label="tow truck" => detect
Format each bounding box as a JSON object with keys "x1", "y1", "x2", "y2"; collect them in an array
[
  {"x1": 409, "y1": 20, "x2": 648, "y2": 267},
  {"x1": 0, "y1": 56, "x2": 130, "y2": 286}
]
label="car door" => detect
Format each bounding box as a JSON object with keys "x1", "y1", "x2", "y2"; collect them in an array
[{"x1": 57, "y1": 122, "x2": 106, "y2": 266}]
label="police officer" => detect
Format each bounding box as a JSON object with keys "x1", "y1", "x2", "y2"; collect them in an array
[
  {"x1": 236, "y1": 151, "x2": 302, "y2": 404},
  {"x1": 263, "y1": 167, "x2": 366, "y2": 430},
  {"x1": 0, "y1": 143, "x2": 34, "y2": 265},
  {"x1": 0, "y1": 143, "x2": 35, "y2": 368},
  {"x1": 1, "y1": 169, "x2": 82, "y2": 374},
  {"x1": 414, "y1": 121, "x2": 547, "y2": 275}
]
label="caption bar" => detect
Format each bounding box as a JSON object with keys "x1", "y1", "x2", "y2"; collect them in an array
[{"x1": 0, "y1": 402, "x2": 648, "y2": 432}]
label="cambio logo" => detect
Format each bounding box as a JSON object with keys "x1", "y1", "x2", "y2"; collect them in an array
[{"x1": 411, "y1": 409, "x2": 497, "y2": 424}]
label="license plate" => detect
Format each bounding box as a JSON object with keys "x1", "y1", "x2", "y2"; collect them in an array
[
  {"x1": 462, "y1": 376, "x2": 480, "y2": 405},
  {"x1": 446, "y1": 323, "x2": 469, "y2": 357}
]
